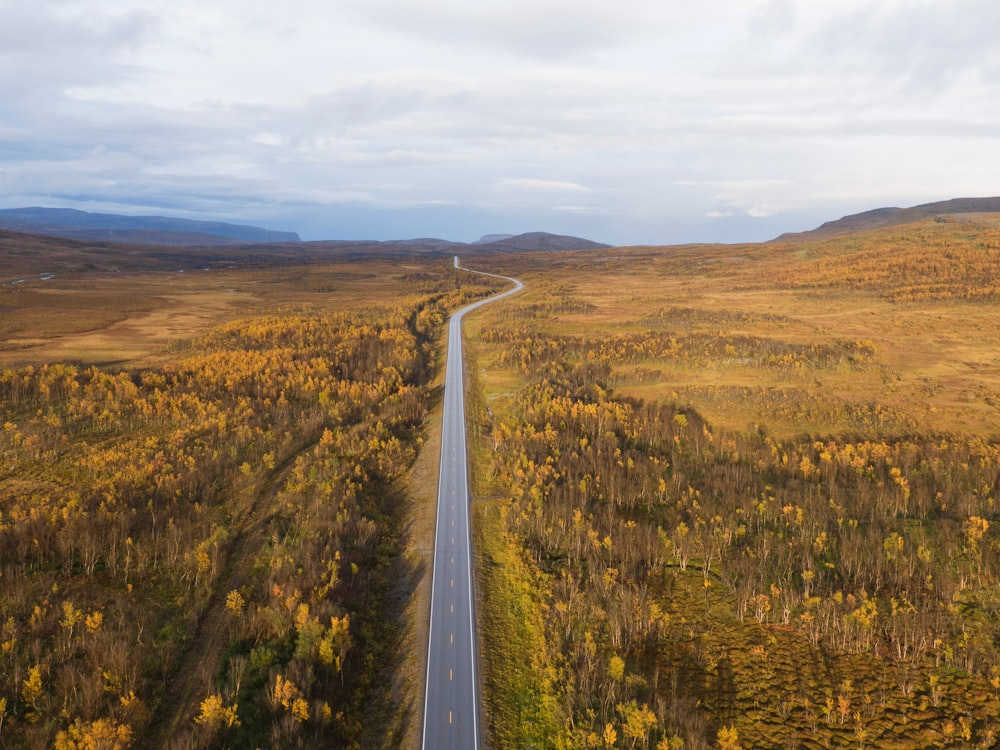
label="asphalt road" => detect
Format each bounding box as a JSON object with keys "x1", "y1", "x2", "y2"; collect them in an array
[{"x1": 422, "y1": 258, "x2": 523, "y2": 750}]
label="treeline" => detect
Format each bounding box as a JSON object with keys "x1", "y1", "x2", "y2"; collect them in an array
[
  {"x1": 768, "y1": 220, "x2": 1000, "y2": 302},
  {"x1": 482, "y1": 325, "x2": 877, "y2": 374},
  {"x1": 0, "y1": 266, "x2": 502, "y2": 748},
  {"x1": 476, "y1": 328, "x2": 1000, "y2": 747}
]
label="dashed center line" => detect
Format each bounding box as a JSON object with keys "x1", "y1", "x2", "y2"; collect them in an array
[{"x1": 423, "y1": 263, "x2": 523, "y2": 750}]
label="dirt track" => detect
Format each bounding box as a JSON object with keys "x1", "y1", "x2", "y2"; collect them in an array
[{"x1": 135, "y1": 428, "x2": 324, "y2": 750}]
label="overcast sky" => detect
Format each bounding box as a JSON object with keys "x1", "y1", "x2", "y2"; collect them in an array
[{"x1": 1, "y1": 0, "x2": 998, "y2": 244}]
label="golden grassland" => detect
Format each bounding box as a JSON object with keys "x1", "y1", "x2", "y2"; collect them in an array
[
  {"x1": 467, "y1": 215, "x2": 1000, "y2": 439},
  {"x1": 0, "y1": 260, "x2": 441, "y2": 369},
  {"x1": 464, "y1": 216, "x2": 1000, "y2": 749},
  {"x1": 5, "y1": 214, "x2": 1000, "y2": 749},
  {"x1": 0, "y1": 246, "x2": 505, "y2": 750}
]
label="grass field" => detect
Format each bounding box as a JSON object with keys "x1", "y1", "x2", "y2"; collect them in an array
[
  {"x1": 464, "y1": 215, "x2": 1000, "y2": 748},
  {"x1": 0, "y1": 260, "x2": 449, "y2": 369},
  {"x1": 5, "y1": 215, "x2": 1000, "y2": 748},
  {"x1": 0, "y1": 242, "x2": 506, "y2": 750},
  {"x1": 466, "y1": 217, "x2": 1000, "y2": 439}
]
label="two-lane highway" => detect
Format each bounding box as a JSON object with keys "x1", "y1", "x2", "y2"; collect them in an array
[{"x1": 422, "y1": 258, "x2": 523, "y2": 750}]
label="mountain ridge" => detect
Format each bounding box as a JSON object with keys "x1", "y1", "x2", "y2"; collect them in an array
[
  {"x1": 777, "y1": 197, "x2": 1000, "y2": 241},
  {"x1": 0, "y1": 207, "x2": 302, "y2": 246},
  {"x1": 0, "y1": 207, "x2": 609, "y2": 252},
  {"x1": 473, "y1": 231, "x2": 609, "y2": 252}
]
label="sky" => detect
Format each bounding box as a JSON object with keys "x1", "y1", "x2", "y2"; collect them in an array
[{"x1": 1, "y1": 0, "x2": 999, "y2": 245}]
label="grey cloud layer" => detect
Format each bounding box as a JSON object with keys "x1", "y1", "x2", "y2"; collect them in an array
[
  {"x1": 1, "y1": 0, "x2": 998, "y2": 243},
  {"x1": 339, "y1": 0, "x2": 668, "y2": 58}
]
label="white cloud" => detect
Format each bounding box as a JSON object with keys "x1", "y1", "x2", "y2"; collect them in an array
[
  {"x1": 747, "y1": 0, "x2": 796, "y2": 38},
  {"x1": 745, "y1": 205, "x2": 783, "y2": 218},
  {"x1": 1, "y1": 0, "x2": 998, "y2": 244},
  {"x1": 552, "y1": 205, "x2": 614, "y2": 215},
  {"x1": 250, "y1": 133, "x2": 283, "y2": 147},
  {"x1": 498, "y1": 179, "x2": 590, "y2": 193},
  {"x1": 339, "y1": 0, "x2": 669, "y2": 59}
]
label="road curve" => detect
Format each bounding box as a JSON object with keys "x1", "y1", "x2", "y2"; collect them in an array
[{"x1": 421, "y1": 257, "x2": 523, "y2": 750}]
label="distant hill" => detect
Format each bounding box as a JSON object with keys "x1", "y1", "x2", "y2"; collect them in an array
[
  {"x1": 0, "y1": 209, "x2": 607, "y2": 254},
  {"x1": 473, "y1": 233, "x2": 516, "y2": 245},
  {"x1": 0, "y1": 229, "x2": 325, "y2": 282},
  {"x1": 777, "y1": 197, "x2": 1000, "y2": 241},
  {"x1": 0, "y1": 226, "x2": 612, "y2": 282},
  {"x1": 299, "y1": 232, "x2": 609, "y2": 255},
  {"x1": 0, "y1": 207, "x2": 301, "y2": 246},
  {"x1": 469, "y1": 231, "x2": 609, "y2": 252}
]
